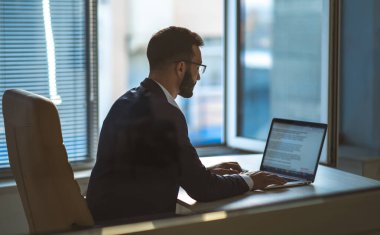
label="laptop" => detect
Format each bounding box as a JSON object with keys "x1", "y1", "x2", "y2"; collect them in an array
[{"x1": 255, "y1": 118, "x2": 327, "y2": 189}]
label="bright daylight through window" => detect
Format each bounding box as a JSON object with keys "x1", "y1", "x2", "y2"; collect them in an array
[
  {"x1": 235, "y1": 0, "x2": 328, "y2": 159},
  {"x1": 0, "y1": 0, "x2": 91, "y2": 169},
  {"x1": 98, "y1": 0, "x2": 224, "y2": 146}
]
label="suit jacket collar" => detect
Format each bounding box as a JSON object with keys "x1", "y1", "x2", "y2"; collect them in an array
[
  {"x1": 140, "y1": 78, "x2": 166, "y2": 99},
  {"x1": 141, "y1": 78, "x2": 181, "y2": 109}
]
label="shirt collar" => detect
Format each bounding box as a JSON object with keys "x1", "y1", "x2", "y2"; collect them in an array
[{"x1": 151, "y1": 79, "x2": 180, "y2": 110}]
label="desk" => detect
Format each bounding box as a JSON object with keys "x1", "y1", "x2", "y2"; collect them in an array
[
  {"x1": 178, "y1": 154, "x2": 380, "y2": 213},
  {"x1": 66, "y1": 154, "x2": 380, "y2": 235}
]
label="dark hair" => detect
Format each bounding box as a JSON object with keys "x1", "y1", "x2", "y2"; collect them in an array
[{"x1": 147, "y1": 26, "x2": 204, "y2": 71}]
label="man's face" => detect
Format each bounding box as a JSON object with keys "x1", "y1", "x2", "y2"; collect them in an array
[
  {"x1": 178, "y1": 69, "x2": 196, "y2": 98},
  {"x1": 178, "y1": 46, "x2": 202, "y2": 98}
]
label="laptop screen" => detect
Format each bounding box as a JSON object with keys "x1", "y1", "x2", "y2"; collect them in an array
[{"x1": 260, "y1": 118, "x2": 327, "y2": 181}]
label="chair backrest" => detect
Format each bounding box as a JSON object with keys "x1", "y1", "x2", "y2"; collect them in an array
[{"x1": 2, "y1": 89, "x2": 94, "y2": 234}]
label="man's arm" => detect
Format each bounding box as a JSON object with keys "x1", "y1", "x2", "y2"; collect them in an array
[
  {"x1": 166, "y1": 103, "x2": 285, "y2": 201},
  {"x1": 207, "y1": 161, "x2": 242, "y2": 175},
  {"x1": 178, "y1": 143, "x2": 286, "y2": 202},
  {"x1": 178, "y1": 142, "x2": 251, "y2": 202}
]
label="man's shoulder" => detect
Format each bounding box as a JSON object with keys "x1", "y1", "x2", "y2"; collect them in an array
[
  {"x1": 106, "y1": 86, "x2": 168, "y2": 117},
  {"x1": 116, "y1": 80, "x2": 163, "y2": 103}
]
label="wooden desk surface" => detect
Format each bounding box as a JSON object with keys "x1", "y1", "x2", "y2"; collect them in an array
[{"x1": 178, "y1": 154, "x2": 380, "y2": 213}]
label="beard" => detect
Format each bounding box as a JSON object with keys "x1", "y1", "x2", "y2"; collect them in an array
[{"x1": 178, "y1": 70, "x2": 196, "y2": 98}]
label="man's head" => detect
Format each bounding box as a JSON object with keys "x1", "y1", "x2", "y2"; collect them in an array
[{"x1": 147, "y1": 26, "x2": 205, "y2": 98}]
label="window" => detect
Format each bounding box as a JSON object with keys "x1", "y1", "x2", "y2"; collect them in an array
[
  {"x1": 226, "y1": 0, "x2": 329, "y2": 162},
  {"x1": 0, "y1": 0, "x2": 97, "y2": 170},
  {"x1": 98, "y1": 0, "x2": 224, "y2": 146},
  {"x1": 338, "y1": 0, "x2": 380, "y2": 179}
]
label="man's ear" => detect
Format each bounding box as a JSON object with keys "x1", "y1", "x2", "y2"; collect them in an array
[{"x1": 175, "y1": 61, "x2": 186, "y2": 77}]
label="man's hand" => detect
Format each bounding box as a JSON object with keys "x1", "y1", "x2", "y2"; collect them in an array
[
  {"x1": 247, "y1": 171, "x2": 287, "y2": 190},
  {"x1": 207, "y1": 162, "x2": 243, "y2": 175}
]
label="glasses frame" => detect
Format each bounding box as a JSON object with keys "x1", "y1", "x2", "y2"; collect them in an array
[{"x1": 176, "y1": 60, "x2": 207, "y2": 74}]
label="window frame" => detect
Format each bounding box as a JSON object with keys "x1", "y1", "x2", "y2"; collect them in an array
[{"x1": 81, "y1": 0, "x2": 98, "y2": 170}]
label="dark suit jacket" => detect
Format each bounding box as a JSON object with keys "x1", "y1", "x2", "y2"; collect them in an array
[{"x1": 86, "y1": 78, "x2": 249, "y2": 224}]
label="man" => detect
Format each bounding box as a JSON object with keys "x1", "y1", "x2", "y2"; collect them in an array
[{"x1": 86, "y1": 26, "x2": 285, "y2": 224}]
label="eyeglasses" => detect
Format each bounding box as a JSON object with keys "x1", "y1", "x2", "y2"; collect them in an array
[{"x1": 180, "y1": 60, "x2": 207, "y2": 74}]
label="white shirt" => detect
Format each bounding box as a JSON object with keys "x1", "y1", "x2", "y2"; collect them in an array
[{"x1": 153, "y1": 79, "x2": 254, "y2": 190}]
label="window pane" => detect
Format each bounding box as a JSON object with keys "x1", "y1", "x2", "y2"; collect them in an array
[
  {"x1": 0, "y1": 0, "x2": 89, "y2": 168},
  {"x1": 238, "y1": 0, "x2": 326, "y2": 141},
  {"x1": 98, "y1": 0, "x2": 224, "y2": 146},
  {"x1": 338, "y1": 0, "x2": 380, "y2": 180}
]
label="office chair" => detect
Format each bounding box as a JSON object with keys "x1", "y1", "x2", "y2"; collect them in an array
[{"x1": 2, "y1": 89, "x2": 94, "y2": 234}]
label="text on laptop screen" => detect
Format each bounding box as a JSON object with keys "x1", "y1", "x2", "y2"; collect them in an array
[{"x1": 262, "y1": 122, "x2": 325, "y2": 176}]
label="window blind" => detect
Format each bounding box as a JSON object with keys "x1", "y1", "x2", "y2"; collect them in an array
[{"x1": 0, "y1": 0, "x2": 91, "y2": 169}]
